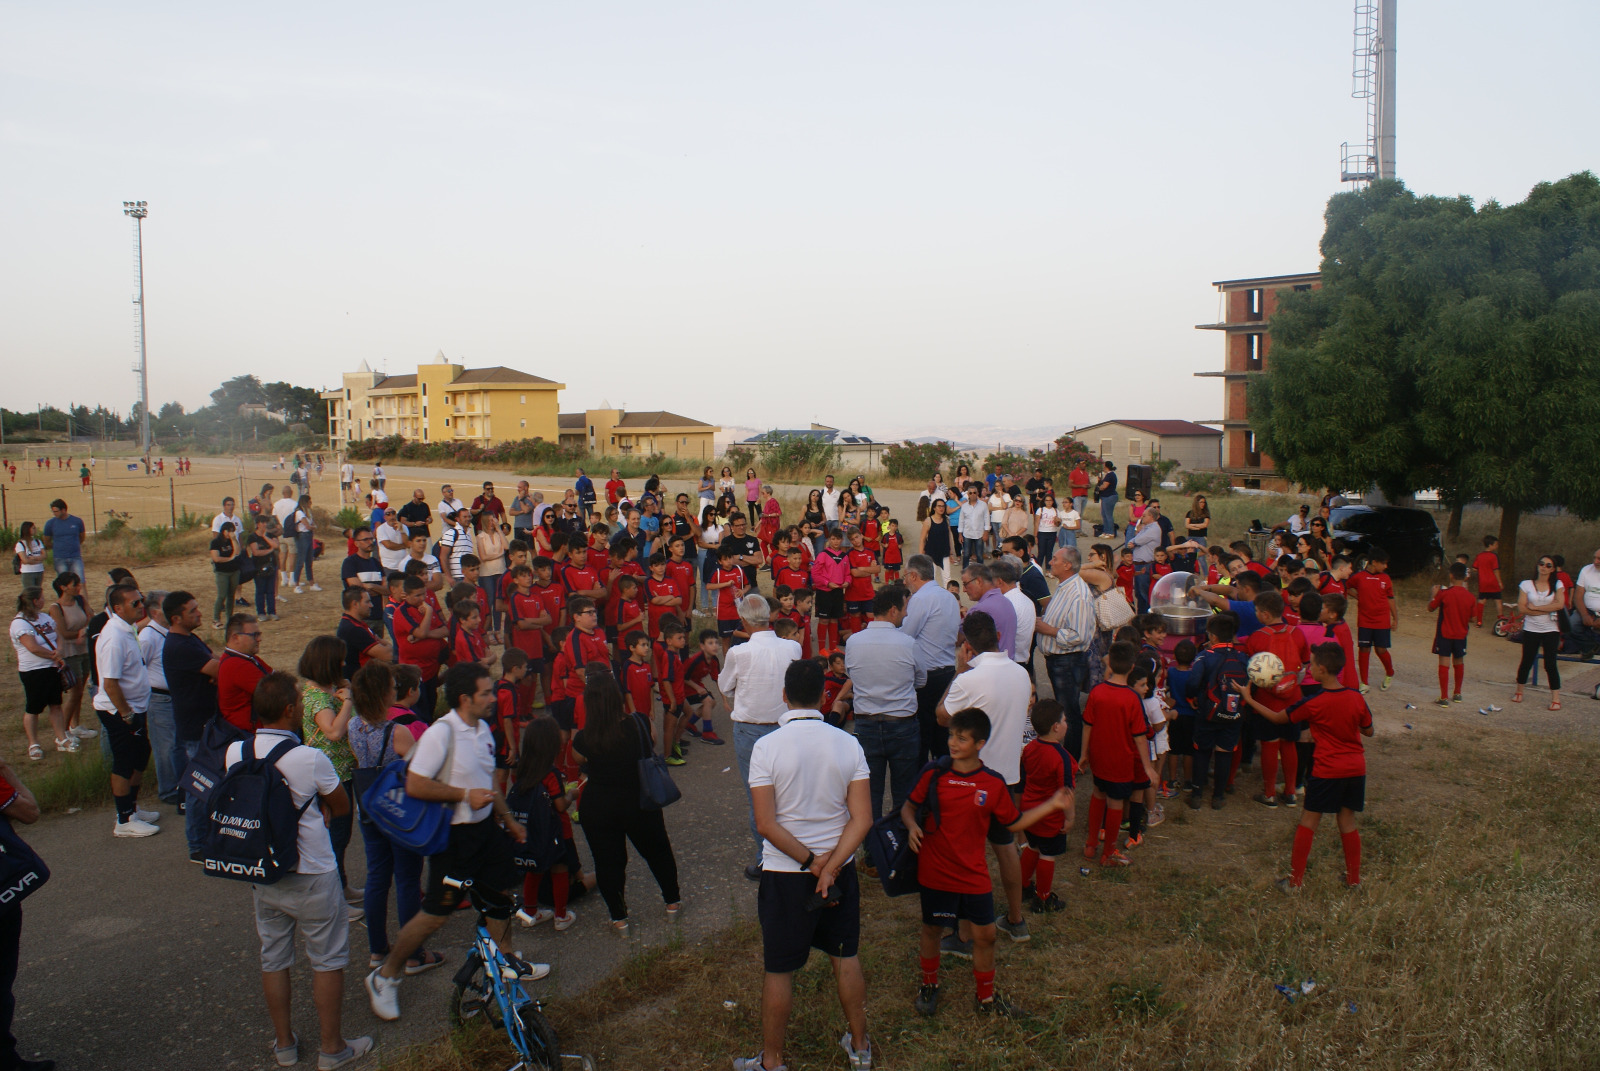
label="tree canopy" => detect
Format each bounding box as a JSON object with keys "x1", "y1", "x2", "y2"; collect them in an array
[{"x1": 1251, "y1": 172, "x2": 1600, "y2": 573}]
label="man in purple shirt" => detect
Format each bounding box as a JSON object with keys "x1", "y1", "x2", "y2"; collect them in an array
[{"x1": 960, "y1": 562, "x2": 1016, "y2": 662}]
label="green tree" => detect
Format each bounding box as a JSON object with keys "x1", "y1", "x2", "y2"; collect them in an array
[
  {"x1": 210, "y1": 375, "x2": 267, "y2": 410},
  {"x1": 1252, "y1": 173, "x2": 1600, "y2": 574}
]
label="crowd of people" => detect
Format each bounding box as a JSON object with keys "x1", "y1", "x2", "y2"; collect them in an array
[{"x1": 6, "y1": 458, "x2": 1600, "y2": 1071}]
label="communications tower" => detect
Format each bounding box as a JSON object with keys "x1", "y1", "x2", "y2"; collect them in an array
[{"x1": 1340, "y1": 0, "x2": 1396, "y2": 186}]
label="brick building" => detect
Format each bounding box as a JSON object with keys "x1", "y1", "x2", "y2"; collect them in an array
[{"x1": 1195, "y1": 272, "x2": 1321, "y2": 491}]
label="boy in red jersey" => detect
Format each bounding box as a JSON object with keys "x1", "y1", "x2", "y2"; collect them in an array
[
  {"x1": 622, "y1": 631, "x2": 654, "y2": 717},
  {"x1": 498, "y1": 539, "x2": 532, "y2": 633},
  {"x1": 821, "y1": 652, "x2": 853, "y2": 726},
  {"x1": 882, "y1": 518, "x2": 904, "y2": 582},
  {"x1": 708, "y1": 546, "x2": 747, "y2": 641},
  {"x1": 1115, "y1": 548, "x2": 1136, "y2": 606},
  {"x1": 530, "y1": 557, "x2": 566, "y2": 706},
  {"x1": 1346, "y1": 548, "x2": 1398, "y2": 692},
  {"x1": 1244, "y1": 589, "x2": 1310, "y2": 808},
  {"x1": 448, "y1": 599, "x2": 488, "y2": 666},
  {"x1": 506, "y1": 563, "x2": 550, "y2": 703},
  {"x1": 681, "y1": 629, "x2": 726, "y2": 744},
  {"x1": 654, "y1": 618, "x2": 690, "y2": 764},
  {"x1": 394, "y1": 575, "x2": 449, "y2": 721},
  {"x1": 1080, "y1": 641, "x2": 1159, "y2": 865},
  {"x1": 644, "y1": 552, "x2": 685, "y2": 638},
  {"x1": 1473, "y1": 535, "x2": 1502, "y2": 628},
  {"x1": 1429, "y1": 562, "x2": 1477, "y2": 705},
  {"x1": 455, "y1": 556, "x2": 492, "y2": 641},
  {"x1": 774, "y1": 545, "x2": 811, "y2": 596},
  {"x1": 1237, "y1": 643, "x2": 1373, "y2": 890},
  {"x1": 546, "y1": 626, "x2": 578, "y2": 779},
  {"x1": 904, "y1": 706, "x2": 1072, "y2": 1019},
  {"x1": 561, "y1": 597, "x2": 611, "y2": 730},
  {"x1": 1317, "y1": 593, "x2": 1359, "y2": 691},
  {"x1": 861, "y1": 505, "x2": 883, "y2": 559},
  {"x1": 491, "y1": 648, "x2": 529, "y2": 788},
  {"x1": 1018, "y1": 699, "x2": 1076, "y2": 913},
  {"x1": 561, "y1": 542, "x2": 606, "y2": 608},
  {"x1": 1316, "y1": 554, "x2": 1354, "y2": 596},
  {"x1": 791, "y1": 588, "x2": 816, "y2": 659},
  {"x1": 610, "y1": 575, "x2": 645, "y2": 651},
  {"x1": 842, "y1": 526, "x2": 880, "y2": 642},
  {"x1": 664, "y1": 536, "x2": 698, "y2": 617}
]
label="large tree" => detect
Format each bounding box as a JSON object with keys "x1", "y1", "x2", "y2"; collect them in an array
[{"x1": 1252, "y1": 172, "x2": 1600, "y2": 574}]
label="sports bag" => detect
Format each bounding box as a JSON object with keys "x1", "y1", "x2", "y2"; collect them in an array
[
  {"x1": 505, "y1": 778, "x2": 566, "y2": 873},
  {"x1": 1203, "y1": 645, "x2": 1251, "y2": 722},
  {"x1": 361, "y1": 722, "x2": 456, "y2": 856},
  {"x1": 0, "y1": 815, "x2": 49, "y2": 906},
  {"x1": 634, "y1": 712, "x2": 681, "y2": 810},
  {"x1": 182, "y1": 714, "x2": 250, "y2": 810},
  {"x1": 864, "y1": 757, "x2": 950, "y2": 897},
  {"x1": 350, "y1": 721, "x2": 396, "y2": 819},
  {"x1": 200, "y1": 735, "x2": 314, "y2": 884}
]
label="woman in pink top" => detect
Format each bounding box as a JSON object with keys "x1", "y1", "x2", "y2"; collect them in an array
[{"x1": 743, "y1": 469, "x2": 761, "y2": 526}]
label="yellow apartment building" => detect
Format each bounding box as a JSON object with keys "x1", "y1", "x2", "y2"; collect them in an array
[
  {"x1": 558, "y1": 409, "x2": 721, "y2": 460},
  {"x1": 322, "y1": 352, "x2": 565, "y2": 449}
]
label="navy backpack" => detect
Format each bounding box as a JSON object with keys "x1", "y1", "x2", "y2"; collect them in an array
[{"x1": 200, "y1": 735, "x2": 314, "y2": 884}]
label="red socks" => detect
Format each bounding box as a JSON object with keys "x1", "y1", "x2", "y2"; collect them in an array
[
  {"x1": 551, "y1": 871, "x2": 569, "y2": 916},
  {"x1": 1342, "y1": 830, "x2": 1361, "y2": 885},
  {"x1": 1101, "y1": 807, "x2": 1123, "y2": 861},
  {"x1": 1085, "y1": 796, "x2": 1106, "y2": 853},
  {"x1": 1359, "y1": 646, "x2": 1371, "y2": 684},
  {"x1": 1290, "y1": 825, "x2": 1315, "y2": 887},
  {"x1": 1019, "y1": 846, "x2": 1039, "y2": 887},
  {"x1": 522, "y1": 872, "x2": 542, "y2": 907},
  {"x1": 1261, "y1": 742, "x2": 1279, "y2": 795},
  {"x1": 1279, "y1": 743, "x2": 1297, "y2": 795},
  {"x1": 921, "y1": 957, "x2": 940, "y2": 987},
  {"x1": 974, "y1": 969, "x2": 996, "y2": 1002},
  {"x1": 1453, "y1": 663, "x2": 1465, "y2": 694},
  {"x1": 524, "y1": 872, "x2": 570, "y2": 916},
  {"x1": 1034, "y1": 857, "x2": 1055, "y2": 898},
  {"x1": 1438, "y1": 665, "x2": 1450, "y2": 700},
  {"x1": 1376, "y1": 648, "x2": 1394, "y2": 676}
]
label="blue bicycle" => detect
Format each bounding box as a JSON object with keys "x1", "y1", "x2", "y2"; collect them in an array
[{"x1": 442, "y1": 876, "x2": 595, "y2": 1071}]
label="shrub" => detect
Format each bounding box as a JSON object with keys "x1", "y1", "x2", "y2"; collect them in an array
[
  {"x1": 883, "y1": 440, "x2": 962, "y2": 480},
  {"x1": 723, "y1": 446, "x2": 755, "y2": 472},
  {"x1": 1180, "y1": 469, "x2": 1233, "y2": 497},
  {"x1": 977, "y1": 434, "x2": 1103, "y2": 489},
  {"x1": 334, "y1": 506, "x2": 365, "y2": 532},
  {"x1": 99, "y1": 511, "x2": 131, "y2": 539},
  {"x1": 755, "y1": 434, "x2": 839, "y2": 475},
  {"x1": 175, "y1": 505, "x2": 210, "y2": 531}
]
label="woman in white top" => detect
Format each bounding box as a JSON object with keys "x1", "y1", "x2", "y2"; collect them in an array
[
  {"x1": 10, "y1": 588, "x2": 72, "y2": 760},
  {"x1": 290, "y1": 494, "x2": 321, "y2": 592},
  {"x1": 987, "y1": 488, "x2": 1008, "y2": 552},
  {"x1": 473, "y1": 513, "x2": 508, "y2": 630},
  {"x1": 1058, "y1": 495, "x2": 1082, "y2": 551},
  {"x1": 1513, "y1": 555, "x2": 1566, "y2": 709},
  {"x1": 697, "y1": 504, "x2": 724, "y2": 610},
  {"x1": 1035, "y1": 493, "x2": 1061, "y2": 565},
  {"x1": 14, "y1": 521, "x2": 44, "y2": 581}
]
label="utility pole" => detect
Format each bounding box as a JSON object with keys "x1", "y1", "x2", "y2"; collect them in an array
[{"x1": 123, "y1": 201, "x2": 151, "y2": 463}]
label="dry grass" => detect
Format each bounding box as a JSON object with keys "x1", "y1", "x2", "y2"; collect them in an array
[{"x1": 394, "y1": 727, "x2": 1600, "y2": 1071}]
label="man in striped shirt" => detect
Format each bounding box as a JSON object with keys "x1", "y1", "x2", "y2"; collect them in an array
[{"x1": 1035, "y1": 546, "x2": 1097, "y2": 760}]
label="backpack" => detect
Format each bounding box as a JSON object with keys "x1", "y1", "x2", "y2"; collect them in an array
[
  {"x1": 181, "y1": 715, "x2": 250, "y2": 810},
  {"x1": 1202, "y1": 645, "x2": 1251, "y2": 722},
  {"x1": 201, "y1": 735, "x2": 315, "y2": 884},
  {"x1": 505, "y1": 777, "x2": 566, "y2": 873},
  {"x1": 864, "y1": 757, "x2": 951, "y2": 897}
]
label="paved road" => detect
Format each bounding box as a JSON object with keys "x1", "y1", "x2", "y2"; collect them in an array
[{"x1": 12, "y1": 739, "x2": 757, "y2": 1071}]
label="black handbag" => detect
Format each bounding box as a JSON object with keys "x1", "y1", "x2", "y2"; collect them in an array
[
  {"x1": 0, "y1": 815, "x2": 49, "y2": 907},
  {"x1": 633, "y1": 713, "x2": 681, "y2": 810}
]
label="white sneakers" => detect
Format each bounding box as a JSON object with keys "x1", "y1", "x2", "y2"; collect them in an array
[
  {"x1": 133, "y1": 807, "x2": 161, "y2": 823},
  {"x1": 553, "y1": 910, "x2": 578, "y2": 932},
  {"x1": 517, "y1": 907, "x2": 555, "y2": 928},
  {"x1": 294, "y1": 586, "x2": 305, "y2": 595},
  {"x1": 114, "y1": 818, "x2": 160, "y2": 838},
  {"x1": 308, "y1": 584, "x2": 323, "y2": 592},
  {"x1": 365, "y1": 970, "x2": 401, "y2": 1020},
  {"x1": 70, "y1": 725, "x2": 98, "y2": 739}
]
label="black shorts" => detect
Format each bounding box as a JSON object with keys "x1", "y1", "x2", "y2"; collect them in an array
[
  {"x1": 1166, "y1": 715, "x2": 1195, "y2": 756},
  {"x1": 717, "y1": 618, "x2": 740, "y2": 637},
  {"x1": 1092, "y1": 775, "x2": 1148, "y2": 802},
  {"x1": 919, "y1": 887, "x2": 995, "y2": 928},
  {"x1": 986, "y1": 785, "x2": 1023, "y2": 844},
  {"x1": 1304, "y1": 774, "x2": 1366, "y2": 814},
  {"x1": 604, "y1": 626, "x2": 619, "y2": 646},
  {"x1": 1432, "y1": 635, "x2": 1467, "y2": 659},
  {"x1": 814, "y1": 589, "x2": 845, "y2": 620},
  {"x1": 422, "y1": 817, "x2": 519, "y2": 919},
  {"x1": 1250, "y1": 710, "x2": 1298, "y2": 744},
  {"x1": 845, "y1": 600, "x2": 873, "y2": 616},
  {"x1": 524, "y1": 657, "x2": 545, "y2": 675},
  {"x1": 1023, "y1": 829, "x2": 1067, "y2": 857},
  {"x1": 96, "y1": 709, "x2": 151, "y2": 779},
  {"x1": 548, "y1": 697, "x2": 577, "y2": 732},
  {"x1": 1478, "y1": 590, "x2": 1502, "y2": 602},
  {"x1": 1193, "y1": 719, "x2": 1242, "y2": 753},
  {"x1": 757, "y1": 863, "x2": 861, "y2": 973},
  {"x1": 1357, "y1": 627, "x2": 1391, "y2": 648},
  {"x1": 19, "y1": 667, "x2": 63, "y2": 715}
]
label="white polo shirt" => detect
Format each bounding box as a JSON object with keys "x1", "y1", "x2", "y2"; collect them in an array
[
  {"x1": 93, "y1": 613, "x2": 152, "y2": 714},
  {"x1": 942, "y1": 651, "x2": 1031, "y2": 784},
  {"x1": 408, "y1": 711, "x2": 496, "y2": 825},
  {"x1": 211, "y1": 511, "x2": 242, "y2": 534},
  {"x1": 747, "y1": 710, "x2": 869, "y2": 873},
  {"x1": 138, "y1": 620, "x2": 170, "y2": 692},
  {"x1": 226, "y1": 728, "x2": 339, "y2": 875},
  {"x1": 718, "y1": 629, "x2": 802, "y2": 725},
  {"x1": 1002, "y1": 587, "x2": 1036, "y2": 664},
  {"x1": 271, "y1": 497, "x2": 299, "y2": 528},
  {"x1": 374, "y1": 522, "x2": 409, "y2": 571}
]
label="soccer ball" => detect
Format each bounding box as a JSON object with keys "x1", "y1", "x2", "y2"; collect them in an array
[{"x1": 1247, "y1": 651, "x2": 1285, "y2": 688}]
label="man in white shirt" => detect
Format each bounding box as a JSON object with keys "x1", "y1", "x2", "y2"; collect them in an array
[
  {"x1": 935, "y1": 609, "x2": 1033, "y2": 946},
  {"x1": 367, "y1": 662, "x2": 540, "y2": 1023},
  {"x1": 1572, "y1": 548, "x2": 1600, "y2": 651},
  {"x1": 820, "y1": 475, "x2": 842, "y2": 526},
  {"x1": 374, "y1": 509, "x2": 409, "y2": 573},
  {"x1": 436, "y1": 484, "x2": 466, "y2": 525},
  {"x1": 739, "y1": 659, "x2": 873, "y2": 1071},
  {"x1": 719, "y1": 594, "x2": 802, "y2": 879},
  {"x1": 990, "y1": 557, "x2": 1037, "y2": 669},
  {"x1": 438, "y1": 511, "x2": 475, "y2": 582},
  {"x1": 959, "y1": 487, "x2": 990, "y2": 568},
  {"x1": 210, "y1": 496, "x2": 242, "y2": 535},
  {"x1": 137, "y1": 589, "x2": 182, "y2": 806},
  {"x1": 271, "y1": 487, "x2": 300, "y2": 584},
  {"x1": 371, "y1": 463, "x2": 385, "y2": 490},
  {"x1": 227, "y1": 671, "x2": 372, "y2": 1070},
  {"x1": 93, "y1": 583, "x2": 162, "y2": 837},
  {"x1": 339, "y1": 460, "x2": 355, "y2": 501}
]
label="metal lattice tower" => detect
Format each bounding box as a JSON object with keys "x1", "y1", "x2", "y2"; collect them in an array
[
  {"x1": 1340, "y1": 0, "x2": 1396, "y2": 186},
  {"x1": 123, "y1": 200, "x2": 151, "y2": 459}
]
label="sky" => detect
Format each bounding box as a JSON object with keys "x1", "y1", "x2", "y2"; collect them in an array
[{"x1": 3, "y1": 2, "x2": 1597, "y2": 442}]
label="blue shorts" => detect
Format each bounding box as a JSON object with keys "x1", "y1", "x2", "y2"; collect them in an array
[
  {"x1": 919, "y1": 887, "x2": 995, "y2": 928},
  {"x1": 845, "y1": 600, "x2": 873, "y2": 615},
  {"x1": 1432, "y1": 635, "x2": 1467, "y2": 659},
  {"x1": 1357, "y1": 627, "x2": 1391, "y2": 648}
]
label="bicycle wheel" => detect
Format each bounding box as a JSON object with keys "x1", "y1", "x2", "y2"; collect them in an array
[
  {"x1": 449, "y1": 951, "x2": 503, "y2": 1031},
  {"x1": 507, "y1": 1002, "x2": 561, "y2": 1071}
]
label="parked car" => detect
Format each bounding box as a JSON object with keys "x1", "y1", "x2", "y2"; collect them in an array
[{"x1": 1327, "y1": 505, "x2": 1445, "y2": 577}]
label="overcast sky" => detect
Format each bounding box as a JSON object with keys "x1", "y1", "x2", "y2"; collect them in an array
[{"x1": 3, "y1": 2, "x2": 1596, "y2": 438}]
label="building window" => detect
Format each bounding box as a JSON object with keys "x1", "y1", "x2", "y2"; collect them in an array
[
  {"x1": 1245, "y1": 430, "x2": 1261, "y2": 467},
  {"x1": 345, "y1": 389, "x2": 350, "y2": 400},
  {"x1": 589, "y1": 426, "x2": 595, "y2": 437},
  {"x1": 1247, "y1": 288, "x2": 1263, "y2": 318},
  {"x1": 1244, "y1": 477, "x2": 1262, "y2": 490},
  {"x1": 682, "y1": 437, "x2": 687, "y2": 445},
  {"x1": 1098, "y1": 438, "x2": 1112, "y2": 459},
  {"x1": 1246, "y1": 334, "x2": 1262, "y2": 370},
  {"x1": 520, "y1": 394, "x2": 526, "y2": 404},
  {"x1": 1128, "y1": 438, "x2": 1142, "y2": 460},
  {"x1": 423, "y1": 429, "x2": 428, "y2": 441},
  {"x1": 1293, "y1": 283, "x2": 1312, "y2": 292},
  {"x1": 422, "y1": 383, "x2": 427, "y2": 396},
  {"x1": 445, "y1": 418, "x2": 451, "y2": 427},
  {"x1": 422, "y1": 405, "x2": 426, "y2": 417},
  {"x1": 520, "y1": 419, "x2": 526, "y2": 428},
  {"x1": 610, "y1": 436, "x2": 616, "y2": 445}
]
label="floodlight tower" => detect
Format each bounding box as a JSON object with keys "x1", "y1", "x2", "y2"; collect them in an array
[
  {"x1": 123, "y1": 200, "x2": 151, "y2": 460},
  {"x1": 1340, "y1": 0, "x2": 1396, "y2": 187}
]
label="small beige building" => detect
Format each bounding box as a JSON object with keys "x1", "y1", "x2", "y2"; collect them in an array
[
  {"x1": 1072, "y1": 420, "x2": 1222, "y2": 473},
  {"x1": 558, "y1": 409, "x2": 721, "y2": 460}
]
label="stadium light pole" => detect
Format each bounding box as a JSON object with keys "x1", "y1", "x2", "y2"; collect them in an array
[{"x1": 123, "y1": 200, "x2": 151, "y2": 461}]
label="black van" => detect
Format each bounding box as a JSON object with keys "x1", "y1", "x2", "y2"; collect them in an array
[{"x1": 1327, "y1": 505, "x2": 1445, "y2": 577}]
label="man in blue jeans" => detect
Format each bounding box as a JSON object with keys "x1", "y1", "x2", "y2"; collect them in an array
[
  {"x1": 1035, "y1": 547, "x2": 1098, "y2": 759},
  {"x1": 1094, "y1": 462, "x2": 1119, "y2": 537},
  {"x1": 843, "y1": 584, "x2": 923, "y2": 820},
  {"x1": 161, "y1": 590, "x2": 222, "y2": 859},
  {"x1": 42, "y1": 498, "x2": 86, "y2": 580}
]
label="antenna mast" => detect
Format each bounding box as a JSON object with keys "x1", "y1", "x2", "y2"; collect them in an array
[{"x1": 1340, "y1": 0, "x2": 1396, "y2": 186}]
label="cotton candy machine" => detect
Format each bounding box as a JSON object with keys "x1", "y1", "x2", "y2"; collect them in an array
[{"x1": 1150, "y1": 571, "x2": 1209, "y2": 636}]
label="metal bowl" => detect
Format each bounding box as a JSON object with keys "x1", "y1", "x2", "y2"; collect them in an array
[{"x1": 1157, "y1": 606, "x2": 1210, "y2": 636}]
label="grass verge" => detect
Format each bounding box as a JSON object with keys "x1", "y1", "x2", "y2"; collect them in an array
[{"x1": 395, "y1": 729, "x2": 1600, "y2": 1071}]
